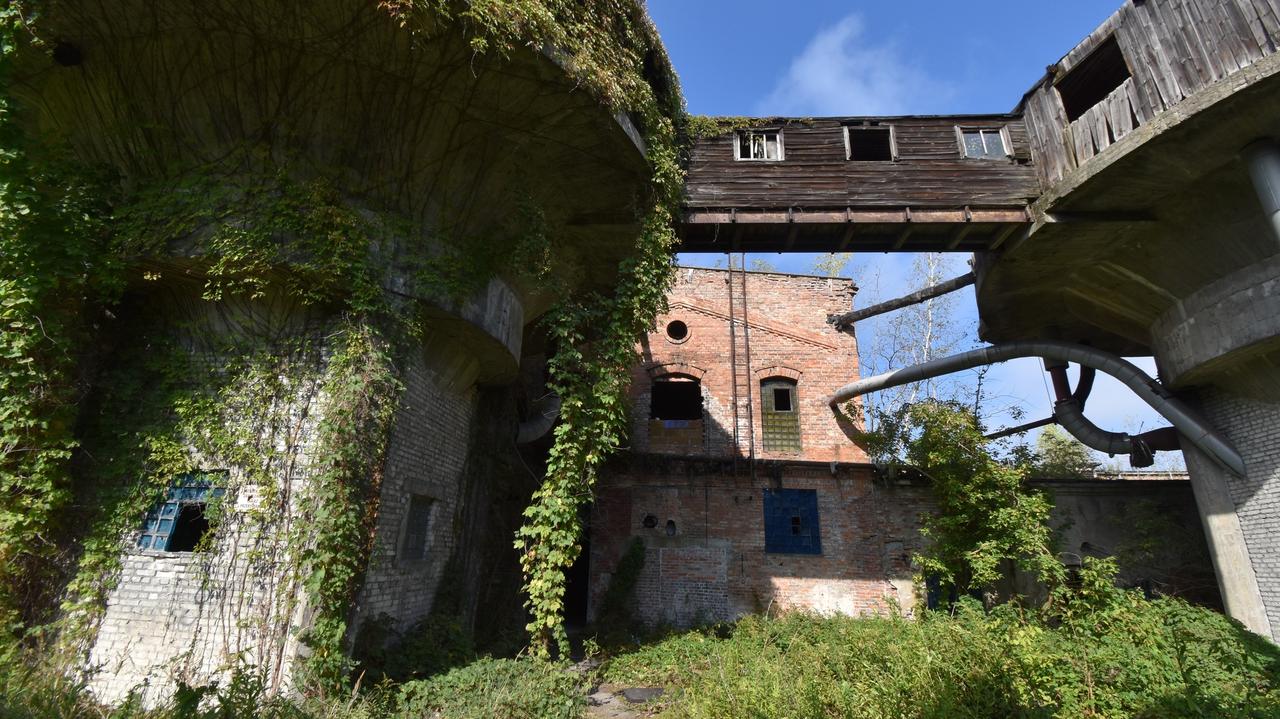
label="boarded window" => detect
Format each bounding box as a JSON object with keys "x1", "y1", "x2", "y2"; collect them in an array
[
  {"x1": 137, "y1": 472, "x2": 225, "y2": 552},
  {"x1": 763, "y1": 488, "x2": 821, "y2": 555},
  {"x1": 761, "y1": 379, "x2": 801, "y2": 453},
  {"x1": 651, "y1": 379, "x2": 703, "y2": 421},
  {"x1": 401, "y1": 494, "x2": 434, "y2": 561},
  {"x1": 1055, "y1": 36, "x2": 1131, "y2": 122},
  {"x1": 959, "y1": 128, "x2": 1007, "y2": 159},
  {"x1": 736, "y1": 130, "x2": 783, "y2": 161},
  {"x1": 846, "y1": 126, "x2": 895, "y2": 161}
]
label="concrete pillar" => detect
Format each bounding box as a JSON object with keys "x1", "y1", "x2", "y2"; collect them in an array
[
  {"x1": 1181, "y1": 437, "x2": 1273, "y2": 638},
  {"x1": 1244, "y1": 139, "x2": 1280, "y2": 244}
]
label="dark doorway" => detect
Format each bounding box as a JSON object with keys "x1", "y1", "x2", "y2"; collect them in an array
[{"x1": 564, "y1": 507, "x2": 592, "y2": 627}]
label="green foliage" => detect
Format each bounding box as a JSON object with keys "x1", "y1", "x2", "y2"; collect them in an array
[
  {"x1": 2, "y1": 0, "x2": 684, "y2": 696},
  {"x1": 602, "y1": 595, "x2": 1280, "y2": 719},
  {"x1": 398, "y1": 657, "x2": 585, "y2": 719},
  {"x1": 296, "y1": 324, "x2": 403, "y2": 691},
  {"x1": 1032, "y1": 425, "x2": 1099, "y2": 479},
  {"x1": 866, "y1": 400, "x2": 1065, "y2": 599},
  {"x1": 593, "y1": 537, "x2": 647, "y2": 644}
]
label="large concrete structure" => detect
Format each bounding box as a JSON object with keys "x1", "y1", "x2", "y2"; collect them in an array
[
  {"x1": 7, "y1": 0, "x2": 675, "y2": 703},
  {"x1": 678, "y1": 0, "x2": 1280, "y2": 640}
]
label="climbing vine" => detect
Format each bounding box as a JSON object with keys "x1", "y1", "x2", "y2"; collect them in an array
[{"x1": 1, "y1": 0, "x2": 684, "y2": 688}]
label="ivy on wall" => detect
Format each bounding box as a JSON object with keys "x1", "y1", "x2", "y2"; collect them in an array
[{"x1": 1, "y1": 0, "x2": 685, "y2": 688}]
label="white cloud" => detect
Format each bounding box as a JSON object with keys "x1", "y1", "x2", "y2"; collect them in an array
[{"x1": 757, "y1": 15, "x2": 947, "y2": 116}]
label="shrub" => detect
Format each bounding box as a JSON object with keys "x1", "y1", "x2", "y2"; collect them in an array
[
  {"x1": 397, "y1": 657, "x2": 585, "y2": 719},
  {"x1": 601, "y1": 593, "x2": 1280, "y2": 719}
]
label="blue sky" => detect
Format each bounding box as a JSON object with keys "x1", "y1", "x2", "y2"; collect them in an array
[{"x1": 649, "y1": 0, "x2": 1180, "y2": 467}]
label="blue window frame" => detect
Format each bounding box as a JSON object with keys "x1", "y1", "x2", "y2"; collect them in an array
[
  {"x1": 763, "y1": 488, "x2": 821, "y2": 555},
  {"x1": 137, "y1": 472, "x2": 225, "y2": 552}
]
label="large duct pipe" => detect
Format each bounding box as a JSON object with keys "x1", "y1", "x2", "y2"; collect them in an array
[
  {"x1": 516, "y1": 393, "x2": 561, "y2": 444},
  {"x1": 1045, "y1": 362, "x2": 1180, "y2": 466},
  {"x1": 1244, "y1": 140, "x2": 1280, "y2": 243},
  {"x1": 828, "y1": 340, "x2": 1244, "y2": 476},
  {"x1": 828, "y1": 272, "x2": 975, "y2": 330}
]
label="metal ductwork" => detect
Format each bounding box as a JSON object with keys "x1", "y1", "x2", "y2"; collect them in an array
[
  {"x1": 516, "y1": 393, "x2": 561, "y2": 444},
  {"x1": 1244, "y1": 139, "x2": 1280, "y2": 243},
  {"x1": 828, "y1": 340, "x2": 1245, "y2": 476},
  {"x1": 1045, "y1": 362, "x2": 1181, "y2": 466}
]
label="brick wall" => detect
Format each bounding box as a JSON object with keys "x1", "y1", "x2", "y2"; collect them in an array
[
  {"x1": 632, "y1": 267, "x2": 864, "y2": 463},
  {"x1": 589, "y1": 458, "x2": 935, "y2": 626},
  {"x1": 352, "y1": 349, "x2": 479, "y2": 630},
  {"x1": 1190, "y1": 386, "x2": 1280, "y2": 634}
]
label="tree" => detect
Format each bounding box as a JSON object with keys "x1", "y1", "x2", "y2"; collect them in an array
[
  {"x1": 1032, "y1": 425, "x2": 1098, "y2": 478},
  {"x1": 865, "y1": 400, "x2": 1065, "y2": 598},
  {"x1": 810, "y1": 252, "x2": 852, "y2": 277},
  {"x1": 852, "y1": 253, "x2": 973, "y2": 428},
  {"x1": 713, "y1": 253, "x2": 777, "y2": 272}
]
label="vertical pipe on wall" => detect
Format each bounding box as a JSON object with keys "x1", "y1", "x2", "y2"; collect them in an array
[
  {"x1": 1244, "y1": 139, "x2": 1280, "y2": 244},
  {"x1": 726, "y1": 255, "x2": 740, "y2": 476}
]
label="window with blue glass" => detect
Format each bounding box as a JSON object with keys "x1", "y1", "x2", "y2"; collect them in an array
[
  {"x1": 137, "y1": 472, "x2": 226, "y2": 552},
  {"x1": 763, "y1": 488, "x2": 821, "y2": 555}
]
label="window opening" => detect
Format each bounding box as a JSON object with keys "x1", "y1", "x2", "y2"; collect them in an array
[
  {"x1": 665, "y1": 520, "x2": 677, "y2": 537},
  {"x1": 761, "y1": 379, "x2": 801, "y2": 452},
  {"x1": 1055, "y1": 36, "x2": 1131, "y2": 123},
  {"x1": 665, "y1": 320, "x2": 689, "y2": 342},
  {"x1": 736, "y1": 130, "x2": 783, "y2": 161},
  {"x1": 401, "y1": 494, "x2": 434, "y2": 561},
  {"x1": 846, "y1": 126, "x2": 895, "y2": 162},
  {"x1": 642, "y1": 514, "x2": 658, "y2": 529},
  {"x1": 650, "y1": 379, "x2": 703, "y2": 421},
  {"x1": 959, "y1": 128, "x2": 1007, "y2": 159},
  {"x1": 763, "y1": 488, "x2": 821, "y2": 554},
  {"x1": 137, "y1": 472, "x2": 225, "y2": 552}
]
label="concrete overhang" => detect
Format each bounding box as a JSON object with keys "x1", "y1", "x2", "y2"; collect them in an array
[{"x1": 976, "y1": 52, "x2": 1280, "y2": 356}]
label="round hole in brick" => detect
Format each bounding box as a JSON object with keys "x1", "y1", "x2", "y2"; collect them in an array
[
  {"x1": 665, "y1": 519, "x2": 677, "y2": 536},
  {"x1": 642, "y1": 514, "x2": 657, "y2": 529},
  {"x1": 665, "y1": 320, "x2": 689, "y2": 342}
]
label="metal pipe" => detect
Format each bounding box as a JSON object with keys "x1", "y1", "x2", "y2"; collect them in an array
[
  {"x1": 740, "y1": 258, "x2": 757, "y2": 480},
  {"x1": 727, "y1": 256, "x2": 741, "y2": 474},
  {"x1": 516, "y1": 393, "x2": 561, "y2": 444},
  {"x1": 1046, "y1": 363, "x2": 1182, "y2": 464},
  {"x1": 829, "y1": 272, "x2": 975, "y2": 330},
  {"x1": 1244, "y1": 140, "x2": 1280, "y2": 243},
  {"x1": 985, "y1": 416, "x2": 1056, "y2": 440},
  {"x1": 828, "y1": 340, "x2": 1245, "y2": 476}
]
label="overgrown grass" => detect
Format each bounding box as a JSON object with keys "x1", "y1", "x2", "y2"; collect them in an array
[
  {"x1": 4, "y1": 586, "x2": 1278, "y2": 718},
  {"x1": 603, "y1": 597, "x2": 1280, "y2": 719},
  {"x1": 0, "y1": 655, "x2": 583, "y2": 719}
]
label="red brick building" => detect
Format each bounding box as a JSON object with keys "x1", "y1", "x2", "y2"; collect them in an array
[{"x1": 587, "y1": 267, "x2": 935, "y2": 626}]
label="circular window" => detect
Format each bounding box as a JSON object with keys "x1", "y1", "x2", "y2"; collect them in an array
[{"x1": 665, "y1": 320, "x2": 689, "y2": 343}]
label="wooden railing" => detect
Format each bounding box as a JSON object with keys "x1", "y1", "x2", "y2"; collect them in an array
[{"x1": 1024, "y1": 0, "x2": 1280, "y2": 186}]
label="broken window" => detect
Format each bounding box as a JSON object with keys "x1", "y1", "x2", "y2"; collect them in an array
[
  {"x1": 846, "y1": 125, "x2": 896, "y2": 162},
  {"x1": 959, "y1": 128, "x2": 1008, "y2": 159},
  {"x1": 736, "y1": 130, "x2": 783, "y2": 161},
  {"x1": 650, "y1": 378, "x2": 703, "y2": 421},
  {"x1": 763, "y1": 488, "x2": 821, "y2": 555},
  {"x1": 1055, "y1": 36, "x2": 1131, "y2": 122},
  {"x1": 761, "y1": 378, "x2": 801, "y2": 453},
  {"x1": 137, "y1": 473, "x2": 225, "y2": 552},
  {"x1": 401, "y1": 494, "x2": 434, "y2": 562}
]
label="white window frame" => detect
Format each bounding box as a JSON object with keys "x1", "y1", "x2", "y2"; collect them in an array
[
  {"x1": 733, "y1": 129, "x2": 785, "y2": 162},
  {"x1": 956, "y1": 126, "x2": 1012, "y2": 160},
  {"x1": 843, "y1": 124, "x2": 899, "y2": 162}
]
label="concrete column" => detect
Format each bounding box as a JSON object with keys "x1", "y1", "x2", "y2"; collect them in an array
[
  {"x1": 1244, "y1": 139, "x2": 1280, "y2": 244},
  {"x1": 1181, "y1": 440, "x2": 1273, "y2": 638}
]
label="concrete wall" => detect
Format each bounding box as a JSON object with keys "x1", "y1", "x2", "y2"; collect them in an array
[
  {"x1": 1027, "y1": 478, "x2": 1221, "y2": 608},
  {"x1": 589, "y1": 459, "x2": 933, "y2": 627}
]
